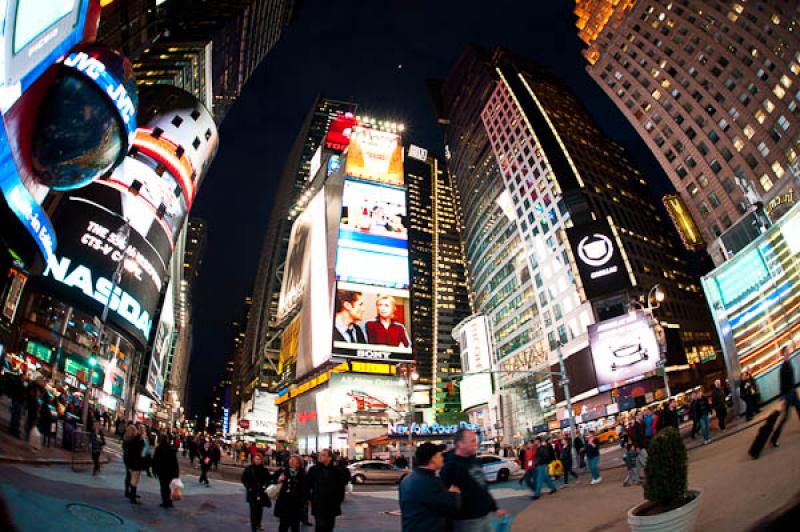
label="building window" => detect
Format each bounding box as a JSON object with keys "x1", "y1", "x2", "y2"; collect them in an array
[
  {"x1": 710, "y1": 159, "x2": 723, "y2": 173},
  {"x1": 698, "y1": 201, "x2": 711, "y2": 218},
  {"x1": 733, "y1": 136, "x2": 745, "y2": 151},
  {"x1": 760, "y1": 174, "x2": 774, "y2": 192},
  {"x1": 688, "y1": 182, "x2": 699, "y2": 196},
  {"x1": 744, "y1": 125, "x2": 755, "y2": 139},
  {"x1": 708, "y1": 192, "x2": 721, "y2": 208},
  {"x1": 698, "y1": 175, "x2": 709, "y2": 188},
  {"x1": 772, "y1": 161, "x2": 785, "y2": 178},
  {"x1": 758, "y1": 142, "x2": 770, "y2": 157},
  {"x1": 722, "y1": 178, "x2": 735, "y2": 194}
]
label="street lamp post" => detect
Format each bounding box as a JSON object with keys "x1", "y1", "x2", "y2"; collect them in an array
[
  {"x1": 403, "y1": 363, "x2": 418, "y2": 465},
  {"x1": 633, "y1": 284, "x2": 671, "y2": 399}
]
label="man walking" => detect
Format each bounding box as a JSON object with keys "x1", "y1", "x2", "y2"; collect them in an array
[
  {"x1": 307, "y1": 448, "x2": 348, "y2": 531},
  {"x1": 532, "y1": 436, "x2": 557, "y2": 499},
  {"x1": 399, "y1": 443, "x2": 461, "y2": 531},
  {"x1": 520, "y1": 440, "x2": 537, "y2": 492},
  {"x1": 771, "y1": 346, "x2": 800, "y2": 448},
  {"x1": 440, "y1": 429, "x2": 508, "y2": 531}
]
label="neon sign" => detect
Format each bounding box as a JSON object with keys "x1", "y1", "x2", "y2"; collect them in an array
[{"x1": 388, "y1": 421, "x2": 480, "y2": 437}]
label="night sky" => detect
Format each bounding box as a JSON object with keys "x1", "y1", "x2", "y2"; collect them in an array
[{"x1": 187, "y1": 0, "x2": 676, "y2": 416}]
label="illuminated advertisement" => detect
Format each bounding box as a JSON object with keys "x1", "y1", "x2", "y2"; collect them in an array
[
  {"x1": 278, "y1": 315, "x2": 300, "y2": 379},
  {"x1": 277, "y1": 196, "x2": 314, "y2": 319},
  {"x1": 589, "y1": 311, "x2": 660, "y2": 391},
  {"x1": 460, "y1": 372, "x2": 493, "y2": 411},
  {"x1": 566, "y1": 217, "x2": 631, "y2": 300},
  {"x1": 316, "y1": 372, "x2": 405, "y2": 433},
  {"x1": 335, "y1": 178, "x2": 409, "y2": 289},
  {"x1": 344, "y1": 126, "x2": 404, "y2": 186},
  {"x1": 332, "y1": 282, "x2": 412, "y2": 362},
  {"x1": 702, "y1": 202, "x2": 800, "y2": 398},
  {"x1": 454, "y1": 315, "x2": 493, "y2": 374},
  {"x1": 241, "y1": 390, "x2": 279, "y2": 437},
  {"x1": 146, "y1": 279, "x2": 174, "y2": 400},
  {"x1": 41, "y1": 196, "x2": 167, "y2": 347},
  {"x1": 663, "y1": 194, "x2": 704, "y2": 249},
  {"x1": 325, "y1": 112, "x2": 357, "y2": 153}
]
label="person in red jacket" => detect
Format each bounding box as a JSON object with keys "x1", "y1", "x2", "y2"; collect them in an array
[{"x1": 365, "y1": 295, "x2": 410, "y2": 347}]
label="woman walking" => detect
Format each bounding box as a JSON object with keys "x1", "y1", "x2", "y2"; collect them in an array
[
  {"x1": 274, "y1": 455, "x2": 308, "y2": 532},
  {"x1": 241, "y1": 452, "x2": 272, "y2": 532},
  {"x1": 740, "y1": 370, "x2": 761, "y2": 421},
  {"x1": 90, "y1": 423, "x2": 106, "y2": 475},
  {"x1": 199, "y1": 440, "x2": 212, "y2": 487},
  {"x1": 123, "y1": 425, "x2": 146, "y2": 504},
  {"x1": 585, "y1": 431, "x2": 602, "y2": 484},
  {"x1": 140, "y1": 425, "x2": 153, "y2": 477},
  {"x1": 152, "y1": 434, "x2": 180, "y2": 508},
  {"x1": 560, "y1": 436, "x2": 578, "y2": 485}
]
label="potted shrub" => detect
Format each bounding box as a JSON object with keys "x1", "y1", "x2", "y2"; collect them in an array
[{"x1": 628, "y1": 427, "x2": 702, "y2": 532}]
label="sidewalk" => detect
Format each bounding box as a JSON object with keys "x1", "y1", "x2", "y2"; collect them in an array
[
  {"x1": 511, "y1": 406, "x2": 800, "y2": 531},
  {"x1": 0, "y1": 396, "x2": 109, "y2": 465}
]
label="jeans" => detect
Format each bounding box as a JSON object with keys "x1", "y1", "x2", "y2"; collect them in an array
[
  {"x1": 562, "y1": 462, "x2": 577, "y2": 484},
  {"x1": 199, "y1": 464, "x2": 210, "y2": 485},
  {"x1": 522, "y1": 469, "x2": 536, "y2": 491},
  {"x1": 771, "y1": 389, "x2": 800, "y2": 445},
  {"x1": 534, "y1": 464, "x2": 556, "y2": 496},
  {"x1": 159, "y1": 476, "x2": 172, "y2": 506},
  {"x1": 716, "y1": 408, "x2": 727, "y2": 430},
  {"x1": 587, "y1": 456, "x2": 600, "y2": 480},
  {"x1": 453, "y1": 515, "x2": 492, "y2": 532},
  {"x1": 624, "y1": 465, "x2": 640, "y2": 484},
  {"x1": 699, "y1": 414, "x2": 710, "y2": 441},
  {"x1": 578, "y1": 449, "x2": 586, "y2": 469},
  {"x1": 92, "y1": 452, "x2": 101, "y2": 474}
]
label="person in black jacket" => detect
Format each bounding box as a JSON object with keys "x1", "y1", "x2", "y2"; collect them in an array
[
  {"x1": 274, "y1": 455, "x2": 308, "y2": 532},
  {"x1": 439, "y1": 429, "x2": 508, "y2": 531},
  {"x1": 659, "y1": 400, "x2": 680, "y2": 431},
  {"x1": 123, "y1": 425, "x2": 145, "y2": 504},
  {"x1": 242, "y1": 452, "x2": 272, "y2": 532},
  {"x1": 399, "y1": 442, "x2": 460, "y2": 532},
  {"x1": 560, "y1": 436, "x2": 578, "y2": 485},
  {"x1": 306, "y1": 448, "x2": 347, "y2": 532},
  {"x1": 198, "y1": 440, "x2": 212, "y2": 486},
  {"x1": 771, "y1": 346, "x2": 800, "y2": 447},
  {"x1": 152, "y1": 434, "x2": 180, "y2": 508},
  {"x1": 533, "y1": 436, "x2": 557, "y2": 499},
  {"x1": 740, "y1": 370, "x2": 761, "y2": 421},
  {"x1": 711, "y1": 379, "x2": 729, "y2": 431},
  {"x1": 89, "y1": 423, "x2": 106, "y2": 475}
]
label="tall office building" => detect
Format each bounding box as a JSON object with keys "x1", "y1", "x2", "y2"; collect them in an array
[
  {"x1": 96, "y1": 0, "x2": 161, "y2": 59},
  {"x1": 575, "y1": 0, "x2": 800, "y2": 262},
  {"x1": 162, "y1": 0, "x2": 299, "y2": 121},
  {"x1": 406, "y1": 147, "x2": 472, "y2": 416},
  {"x1": 435, "y1": 48, "x2": 549, "y2": 443},
  {"x1": 437, "y1": 46, "x2": 719, "y2": 444},
  {"x1": 236, "y1": 98, "x2": 357, "y2": 418}
]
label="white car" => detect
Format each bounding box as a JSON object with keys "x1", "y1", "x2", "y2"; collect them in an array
[{"x1": 478, "y1": 454, "x2": 521, "y2": 483}]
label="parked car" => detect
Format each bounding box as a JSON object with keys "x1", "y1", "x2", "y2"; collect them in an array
[
  {"x1": 348, "y1": 460, "x2": 409, "y2": 484},
  {"x1": 478, "y1": 454, "x2": 521, "y2": 483}
]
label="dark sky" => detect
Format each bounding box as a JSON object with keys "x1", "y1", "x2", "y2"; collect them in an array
[{"x1": 187, "y1": 0, "x2": 676, "y2": 416}]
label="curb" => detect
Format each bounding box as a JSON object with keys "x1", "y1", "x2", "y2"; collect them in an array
[{"x1": 0, "y1": 455, "x2": 112, "y2": 466}]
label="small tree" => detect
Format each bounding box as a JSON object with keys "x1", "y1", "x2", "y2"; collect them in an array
[{"x1": 644, "y1": 427, "x2": 688, "y2": 507}]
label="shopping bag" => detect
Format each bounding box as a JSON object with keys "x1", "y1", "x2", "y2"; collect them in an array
[
  {"x1": 170, "y1": 478, "x2": 184, "y2": 501},
  {"x1": 29, "y1": 427, "x2": 41, "y2": 450},
  {"x1": 548, "y1": 459, "x2": 563, "y2": 477},
  {"x1": 266, "y1": 482, "x2": 282, "y2": 501},
  {"x1": 347, "y1": 482, "x2": 354, "y2": 495}
]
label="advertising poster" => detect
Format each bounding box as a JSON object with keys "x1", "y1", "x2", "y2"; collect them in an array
[
  {"x1": 40, "y1": 196, "x2": 167, "y2": 347},
  {"x1": 331, "y1": 282, "x2": 413, "y2": 362},
  {"x1": 317, "y1": 373, "x2": 406, "y2": 433},
  {"x1": 344, "y1": 126, "x2": 404, "y2": 187},
  {"x1": 325, "y1": 112, "x2": 357, "y2": 153},
  {"x1": 335, "y1": 178, "x2": 409, "y2": 289},
  {"x1": 277, "y1": 199, "x2": 314, "y2": 318},
  {"x1": 566, "y1": 218, "x2": 631, "y2": 300},
  {"x1": 460, "y1": 372, "x2": 493, "y2": 411},
  {"x1": 456, "y1": 315, "x2": 492, "y2": 374},
  {"x1": 278, "y1": 315, "x2": 300, "y2": 379},
  {"x1": 146, "y1": 280, "x2": 174, "y2": 400},
  {"x1": 588, "y1": 311, "x2": 659, "y2": 390}
]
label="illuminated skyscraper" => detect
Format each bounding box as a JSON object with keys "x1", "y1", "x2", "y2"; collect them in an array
[
  {"x1": 437, "y1": 46, "x2": 719, "y2": 443},
  {"x1": 406, "y1": 146, "x2": 472, "y2": 417},
  {"x1": 575, "y1": 0, "x2": 800, "y2": 262}
]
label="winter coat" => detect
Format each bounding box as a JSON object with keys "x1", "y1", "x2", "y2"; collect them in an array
[
  {"x1": 399, "y1": 467, "x2": 460, "y2": 532},
  {"x1": 274, "y1": 467, "x2": 308, "y2": 520},
  {"x1": 779, "y1": 358, "x2": 795, "y2": 395},
  {"x1": 123, "y1": 436, "x2": 146, "y2": 471},
  {"x1": 711, "y1": 388, "x2": 727, "y2": 412},
  {"x1": 306, "y1": 462, "x2": 347, "y2": 518},
  {"x1": 241, "y1": 463, "x2": 272, "y2": 506},
  {"x1": 439, "y1": 451, "x2": 497, "y2": 521},
  {"x1": 534, "y1": 445, "x2": 551, "y2": 466},
  {"x1": 90, "y1": 430, "x2": 105, "y2": 455},
  {"x1": 585, "y1": 439, "x2": 600, "y2": 459},
  {"x1": 152, "y1": 444, "x2": 179, "y2": 480}
]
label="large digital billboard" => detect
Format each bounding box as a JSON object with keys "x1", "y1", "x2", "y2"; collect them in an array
[
  {"x1": 344, "y1": 126, "x2": 404, "y2": 186},
  {"x1": 566, "y1": 217, "x2": 632, "y2": 300},
  {"x1": 324, "y1": 112, "x2": 357, "y2": 153},
  {"x1": 316, "y1": 372, "x2": 406, "y2": 433},
  {"x1": 41, "y1": 196, "x2": 167, "y2": 347},
  {"x1": 335, "y1": 178, "x2": 409, "y2": 289},
  {"x1": 588, "y1": 311, "x2": 660, "y2": 391},
  {"x1": 278, "y1": 197, "x2": 314, "y2": 318},
  {"x1": 331, "y1": 282, "x2": 412, "y2": 362},
  {"x1": 454, "y1": 315, "x2": 493, "y2": 374}
]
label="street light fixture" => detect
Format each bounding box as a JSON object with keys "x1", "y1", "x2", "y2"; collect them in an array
[{"x1": 633, "y1": 283, "x2": 671, "y2": 398}]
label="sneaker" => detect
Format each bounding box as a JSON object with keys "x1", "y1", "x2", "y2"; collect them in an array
[
  {"x1": 623, "y1": 481, "x2": 630, "y2": 487},
  {"x1": 772, "y1": 441, "x2": 780, "y2": 448},
  {"x1": 703, "y1": 440, "x2": 711, "y2": 445},
  {"x1": 590, "y1": 477, "x2": 602, "y2": 485},
  {"x1": 549, "y1": 489, "x2": 557, "y2": 494}
]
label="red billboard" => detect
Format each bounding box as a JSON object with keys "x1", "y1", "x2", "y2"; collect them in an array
[{"x1": 324, "y1": 112, "x2": 357, "y2": 152}]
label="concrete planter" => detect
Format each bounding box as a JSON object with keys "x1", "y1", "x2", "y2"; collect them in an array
[{"x1": 628, "y1": 489, "x2": 702, "y2": 532}]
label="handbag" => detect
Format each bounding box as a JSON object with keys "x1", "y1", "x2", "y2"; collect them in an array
[
  {"x1": 170, "y1": 478, "x2": 184, "y2": 501},
  {"x1": 548, "y1": 459, "x2": 563, "y2": 477},
  {"x1": 266, "y1": 482, "x2": 282, "y2": 501}
]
